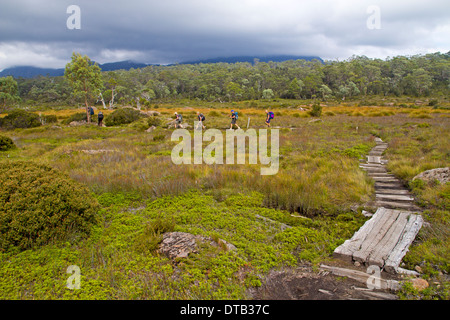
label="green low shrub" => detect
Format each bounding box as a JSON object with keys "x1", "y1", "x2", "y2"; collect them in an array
[
  {"x1": 41, "y1": 114, "x2": 58, "y2": 124},
  {"x1": 147, "y1": 116, "x2": 162, "y2": 127},
  {"x1": 308, "y1": 103, "x2": 322, "y2": 117},
  {"x1": 0, "y1": 135, "x2": 16, "y2": 151},
  {"x1": 0, "y1": 110, "x2": 41, "y2": 129},
  {"x1": 105, "y1": 108, "x2": 145, "y2": 126},
  {"x1": 0, "y1": 161, "x2": 99, "y2": 252},
  {"x1": 62, "y1": 112, "x2": 98, "y2": 125}
]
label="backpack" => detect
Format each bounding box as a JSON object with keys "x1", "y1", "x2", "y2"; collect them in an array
[
  {"x1": 178, "y1": 114, "x2": 183, "y2": 121},
  {"x1": 234, "y1": 111, "x2": 238, "y2": 119},
  {"x1": 199, "y1": 114, "x2": 205, "y2": 121},
  {"x1": 89, "y1": 107, "x2": 94, "y2": 116},
  {"x1": 269, "y1": 111, "x2": 274, "y2": 119},
  {"x1": 98, "y1": 112, "x2": 104, "y2": 119}
]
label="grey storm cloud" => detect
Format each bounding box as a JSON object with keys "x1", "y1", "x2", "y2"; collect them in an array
[{"x1": 0, "y1": 0, "x2": 449, "y2": 69}]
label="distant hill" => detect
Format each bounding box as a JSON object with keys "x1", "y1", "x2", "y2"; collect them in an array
[
  {"x1": 178, "y1": 55, "x2": 324, "y2": 65},
  {"x1": 0, "y1": 60, "x2": 150, "y2": 79},
  {"x1": 0, "y1": 55, "x2": 323, "y2": 78}
]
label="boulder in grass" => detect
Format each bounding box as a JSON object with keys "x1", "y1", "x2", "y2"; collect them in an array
[
  {"x1": 158, "y1": 232, "x2": 236, "y2": 260},
  {"x1": 413, "y1": 167, "x2": 449, "y2": 185}
]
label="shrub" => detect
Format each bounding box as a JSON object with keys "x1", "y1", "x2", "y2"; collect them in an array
[
  {"x1": 0, "y1": 135, "x2": 16, "y2": 151},
  {"x1": 308, "y1": 103, "x2": 322, "y2": 117},
  {"x1": 428, "y1": 99, "x2": 438, "y2": 107},
  {"x1": 0, "y1": 161, "x2": 99, "y2": 251},
  {"x1": 0, "y1": 110, "x2": 41, "y2": 129},
  {"x1": 208, "y1": 110, "x2": 221, "y2": 117},
  {"x1": 41, "y1": 114, "x2": 58, "y2": 124},
  {"x1": 147, "y1": 116, "x2": 162, "y2": 127},
  {"x1": 105, "y1": 108, "x2": 145, "y2": 126},
  {"x1": 62, "y1": 112, "x2": 98, "y2": 125}
]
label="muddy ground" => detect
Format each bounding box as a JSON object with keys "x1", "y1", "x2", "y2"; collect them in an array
[{"x1": 251, "y1": 262, "x2": 400, "y2": 300}]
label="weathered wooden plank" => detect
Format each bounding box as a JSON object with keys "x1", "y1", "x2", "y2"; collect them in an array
[
  {"x1": 367, "y1": 156, "x2": 382, "y2": 163},
  {"x1": 360, "y1": 163, "x2": 384, "y2": 167},
  {"x1": 376, "y1": 189, "x2": 411, "y2": 195},
  {"x1": 375, "y1": 182, "x2": 405, "y2": 189},
  {"x1": 360, "y1": 167, "x2": 388, "y2": 173},
  {"x1": 367, "y1": 211, "x2": 410, "y2": 267},
  {"x1": 352, "y1": 209, "x2": 399, "y2": 264},
  {"x1": 374, "y1": 201, "x2": 419, "y2": 210},
  {"x1": 384, "y1": 214, "x2": 423, "y2": 273},
  {"x1": 372, "y1": 176, "x2": 400, "y2": 182},
  {"x1": 319, "y1": 265, "x2": 400, "y2": 292},
  {"x1": 367, "y1": 173, "x2": 395, "y2": 177},
  {"x1": 376, "y1": 194, "x2": 414, "y2": 202},
  {"x1": 333, "y1": 209, "x2": 383, "y2": 261}
]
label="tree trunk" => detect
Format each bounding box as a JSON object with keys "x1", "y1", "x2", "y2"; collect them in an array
[
  {"x1": 84, "y1": 80, "x2": 91, "y2": 123},
  {"x1": 98, "y1": 92, "x2": 106, "y2": 109},
  {"x1": 109, "y1": 88, "x2": 116, "y2": 109}
]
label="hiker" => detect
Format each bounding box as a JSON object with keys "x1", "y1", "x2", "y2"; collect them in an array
[
  {"x1": 174, "y1": 112, "x2": 183, "y2": 128},
  {"x1": 265, "y1": 110, "x2": 274, "y2": 127},
  {"x1": 230, "y1": 109, "x2": 240, "y2": 130},
  {"x1": 196, "y1": 111, "x2": 206, "y2": 130},
  {"x1": 98, "y1": 111, "x2": 104, "y2": 127}
]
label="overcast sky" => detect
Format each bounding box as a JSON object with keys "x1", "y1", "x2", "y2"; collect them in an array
[{"x1": 0, "y1": 0, "x2": 449, "y2": 70}]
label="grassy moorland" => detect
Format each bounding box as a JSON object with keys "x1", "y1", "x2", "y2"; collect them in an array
[{"x1": 0, "y1": 99, "x2": 449, "y2": 300}]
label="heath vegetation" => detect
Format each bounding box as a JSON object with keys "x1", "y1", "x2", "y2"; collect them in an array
[{"x1": 0, "y1": 53, "x2": 449, "y2": 300}]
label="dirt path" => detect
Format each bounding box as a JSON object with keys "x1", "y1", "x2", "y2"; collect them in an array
[{"x1": 251, "y1": 262, "x2": 400, "y2": 300}]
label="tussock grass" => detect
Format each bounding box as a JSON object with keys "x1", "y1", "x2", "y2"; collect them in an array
[{"x1": 0, "y1": 105, "x2": 448, "y2": 299}]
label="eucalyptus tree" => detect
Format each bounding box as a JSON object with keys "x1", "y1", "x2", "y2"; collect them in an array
[{"x1": 64, "y1": 53, "x2": 103, "y2": 123}]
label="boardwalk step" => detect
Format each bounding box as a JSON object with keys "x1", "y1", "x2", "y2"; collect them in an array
[
  {"x1": 376, "y1": 194, "x2": 415, "y2": 202},
  {"x1": 333, "y1": 208, "x2": 423, "y2": 273},
  {"x1": 374, "y1": 201, "x2": 419, "y2": 211},
  {"x1": 360, "y1": 165, "x2": 387, "y2": 170},
  {"x1": 375, "y1": 182, "x2": 405, "y2": 189},
  {"x1": 372, "y1": 176, "x2": 401, "y2": 182},
  {"x1": 360, "y1": 167, "x2": 386, "y2": 173},
  {"x1": 368, "y1": 173, "x2": 395, "y2": 178},
  {"x1": 376, "y1": 189, "x2": 412, "y2": 195},
  {"x1": 337, "y1": 138, "x2": 423, "y2": 274}
]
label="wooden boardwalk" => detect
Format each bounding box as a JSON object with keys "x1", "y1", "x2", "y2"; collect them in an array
[{"x1": 334, "y1": 138, "x2": 423, "y2": 274}]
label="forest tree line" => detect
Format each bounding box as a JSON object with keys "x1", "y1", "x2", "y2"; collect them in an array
[{"x1": 2, "y1": 51, "x2": 449, "y2": 109}]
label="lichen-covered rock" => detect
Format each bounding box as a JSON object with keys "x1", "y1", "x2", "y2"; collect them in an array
[
  {"x1": 158, "y1": 232, "x2": 236, "y2": 259},
  {"x1": 413, "y1": 167, "x2": 449, "y2": 184}
]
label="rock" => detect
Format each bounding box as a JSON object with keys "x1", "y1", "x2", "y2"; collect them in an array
[
  {"x1": 80, "y1": 149, "x2": 116, "y2": 155},
  {"x1": 69, "y1": 120, "x2": 87, "y2": 126},
  {"x1": 362, "y1": 210, "x2": 374, "y2": 217},
  {"x1": 146, "y1": 125, "x2": 157, "y2": 132},
  {"x1": 411, "y1": 278, "x2": 429, "y2": 291},
  {"x1": 141, "y1": 110, "x2": 161, "y2": 117},
  {"x1": 69, "y1": 120, "x2": 97, "y2": 127},
  {"x1": 179, "y1": 123, "x2": 191, "y2": 129},
  {"x1": 413, "y1": 167, "x2": 449, "y2": 185},
  {"x1": 158, "y1": 232, "x2": 236, "y2": 260},
  {"x1": 415, "y1": 265, "x2": 423, "y2": 273}
]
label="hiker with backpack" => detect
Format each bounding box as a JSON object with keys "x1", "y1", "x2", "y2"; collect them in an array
[
  {"x1": 196, "y1": 111, "x2": 206, "y2": 130},
  {"x1": 230, "y1": 109, "x2": 240, "y2": 130},
  {"x1": 174, "y1": 112, "x2": 183, "y2": 128},
  {"x1": 98, "y1": 111, "x2": 104, "y2": 127},
  {"x1": 265, "y1": 110, "x2": 274, "y2": 127}
]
